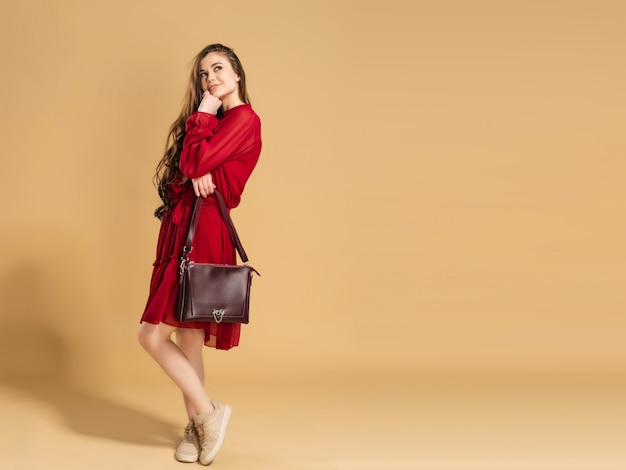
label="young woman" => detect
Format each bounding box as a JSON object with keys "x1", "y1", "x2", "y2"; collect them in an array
[{"x1": 138, "y1": 43, "x2": 262, "y2": 465}]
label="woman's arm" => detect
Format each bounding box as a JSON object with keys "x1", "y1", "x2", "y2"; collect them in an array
[{"x1": 179, "y1": 110, "x2": 258, "y2": 179}]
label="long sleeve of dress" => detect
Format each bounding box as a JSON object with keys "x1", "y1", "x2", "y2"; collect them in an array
[
  {"x1": 142, "y1": 104, "x2": 261, "y2": 352},
  {"x1": 179, "y1": 109, "x2": 259, "y2": 178}
]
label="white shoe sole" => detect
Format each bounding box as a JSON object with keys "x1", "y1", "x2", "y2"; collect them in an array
[
  {"x1": 174, "y1": 451, "x2": 198, "y2": 463},
  {"x1": 199, "y1": 404, "x2": 231, "y2": 465}
]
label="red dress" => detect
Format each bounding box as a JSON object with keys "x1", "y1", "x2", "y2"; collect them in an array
[{"x1": 141, "y1": 104, "x2": 262, "y2": 350}]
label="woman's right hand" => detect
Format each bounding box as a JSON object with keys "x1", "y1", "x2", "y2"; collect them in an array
[
  {"x1": 198, "y1": 91, "x2": 222, "y2": 115},
  {"x1": 191, "y1": 172, "x2": 216, "y2": 198}
]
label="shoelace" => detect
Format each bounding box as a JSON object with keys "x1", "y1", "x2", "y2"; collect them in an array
[
  {"x1": 183, "y1": 423, "x2": 198, "y2": 443},
  {"x1": 195, "y1": 423, "x2": 207, "y2": 442}
]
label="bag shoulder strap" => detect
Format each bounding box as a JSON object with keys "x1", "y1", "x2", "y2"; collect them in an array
[{"x1": 181, "y1": 190, "x2": 250, "y2": 264}]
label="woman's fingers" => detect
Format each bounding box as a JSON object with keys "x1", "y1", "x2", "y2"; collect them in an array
[
  {"x1": 191, "y1": 173, "x2": 216, "y2": 197},
  {"x1": 192, "y1": 179, "x2": 202, "y2": 197},
  {"x1": 198, "y1": 91, "x2": 222, "y2": 115}
]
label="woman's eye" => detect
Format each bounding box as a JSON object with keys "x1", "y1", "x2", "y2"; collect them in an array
[
  {"x1": 199, "y1": 72, "x2": 208, "y2": 78},
  {"x1": 213, "y1": 66, "x2": 222, "y2": 72}
]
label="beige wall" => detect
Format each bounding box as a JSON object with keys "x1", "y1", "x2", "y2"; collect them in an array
[{"x1": 1, "y1": 0, "x2": 625, "y2": 390}]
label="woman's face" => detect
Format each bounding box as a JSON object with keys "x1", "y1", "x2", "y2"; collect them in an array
[{"x1": 199, "y1": 52, "x2": 241, "y2": 107}]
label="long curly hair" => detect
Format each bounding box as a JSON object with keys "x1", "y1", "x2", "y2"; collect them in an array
[{"x1": 153, "y1": 44, "x2": 251, "y2": 219}]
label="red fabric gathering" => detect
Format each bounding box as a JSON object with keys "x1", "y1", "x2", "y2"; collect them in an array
[{"x1": 141, "y1": 104, "x2": 262, "y2": 350}]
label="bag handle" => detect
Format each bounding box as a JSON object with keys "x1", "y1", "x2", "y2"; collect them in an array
[{"x1": 181, "y1": 190, "x2": 250, "y2": 265}]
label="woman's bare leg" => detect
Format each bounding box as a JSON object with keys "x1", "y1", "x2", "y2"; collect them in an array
[
  {"x1": 176, "y1": 328, "x2": 206, "y2": 420},
  {"x1": 138, "y1": 322, "x2": 215, "y2": 416}
]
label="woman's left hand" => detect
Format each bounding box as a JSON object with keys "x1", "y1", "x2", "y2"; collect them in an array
[{"x1": 191, "y1": 172, "x2": 216, "y2": 198}]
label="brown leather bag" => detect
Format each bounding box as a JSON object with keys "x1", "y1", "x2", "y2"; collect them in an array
[{"x1": 177, "y1": 190, "x2": 259, "y2": 324}]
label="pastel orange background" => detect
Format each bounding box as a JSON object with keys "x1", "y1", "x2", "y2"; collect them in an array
[{"x1": 1, "y1": 0, "x2": 625, "y2": 389}]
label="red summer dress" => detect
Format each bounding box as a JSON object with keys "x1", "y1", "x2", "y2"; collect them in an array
[{"x1": 141, "y1": 104, "x2": 262, "y2": 350}]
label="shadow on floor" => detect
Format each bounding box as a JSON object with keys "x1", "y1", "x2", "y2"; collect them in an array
[
  {"x1": 3, "y1": 375, "x2": 179, "y2": 447},
  {"x1": 0, "y1": 251, "x2": 178, "y2": 448}
]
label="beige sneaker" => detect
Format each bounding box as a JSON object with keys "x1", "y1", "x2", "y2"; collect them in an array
[
  {"x1": 193, "y1": 401, "x2": 232, "y2": 465},
  {"x1": 174, "y1": 420, "x2": 200, "y2": 463}
]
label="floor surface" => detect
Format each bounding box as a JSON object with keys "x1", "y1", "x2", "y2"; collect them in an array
[{"x1": 1, "y1": 372, "x2": 625, "y2": 469}]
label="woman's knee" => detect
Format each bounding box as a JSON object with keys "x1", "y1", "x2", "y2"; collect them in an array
[
  {"x1": 138, "y1": 322, "x2": 170, "y2": 354},
  {"x1": 137, "y1": 323, "x2": 153, "y2": 351}
]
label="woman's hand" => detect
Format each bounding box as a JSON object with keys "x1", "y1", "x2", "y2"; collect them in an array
[
  {"x1": 198, "y1": 91, "x2": 222, "y2": 115},
  {"x1": 191, "y1": 172, "x2": 216, "y2": 198}
]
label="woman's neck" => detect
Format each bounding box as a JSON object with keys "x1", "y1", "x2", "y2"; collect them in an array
[{"x1": 221, "y1": 96, "x2": 244, "y2": 111}]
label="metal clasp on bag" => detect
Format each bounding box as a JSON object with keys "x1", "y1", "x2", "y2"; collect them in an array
[
  {"x1": 178, "y1": 258, "x2": 187, "y2": 276},
  {"x1": 179, "y1": 246, "x2": 192, "y2": 278},
  {"x1": 212, "y1": 309, "x2": 225, "y2": 323},
  {"x1": 179, "y1": 256, "x2": 192, "y2": 284}
]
